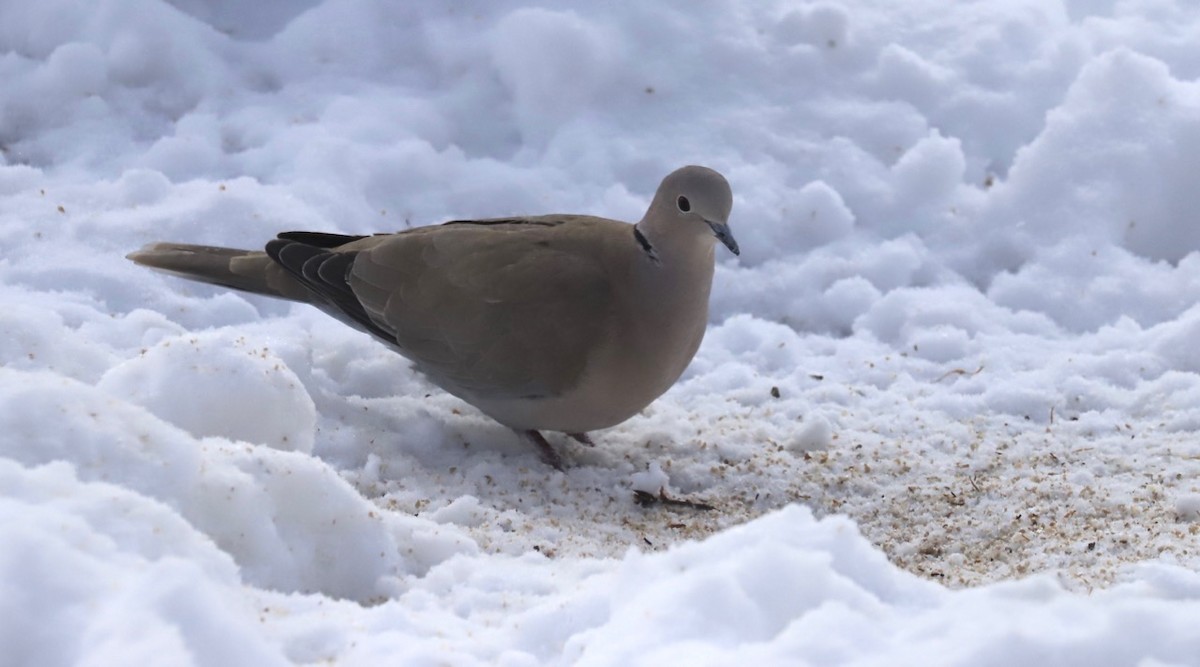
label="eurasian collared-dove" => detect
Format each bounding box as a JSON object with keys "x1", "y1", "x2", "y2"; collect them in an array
[{"x1": 128, "y1": 165, "x2": 738, "y2": 468}]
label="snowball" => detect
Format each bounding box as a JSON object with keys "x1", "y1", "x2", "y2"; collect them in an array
[
  {"x1": 734, "y1": 178, "x2": 856, "y2": 262},
  {"x1": 1175, "y1": 494, "x2": 1200, "y2": 522},
  {"x1": 982, "y1": 381, "x2": 1057, "y2": 422},
  {"x1": 139, "y1": 114, "x2": 224, "y2": 180},
  {"x1": 820, "y1": 276, "x2": 882, "y2": 333},
  {"x1": 42, "y1": 42, "x2": 108, "y2": 96},
  {"x1": 797, "y1": 181, "x2": 856, "y2": 241},
  {"x1": 1149, "y1": 305, "x2": 1200, "y2": 374},
  {"x1": 874, "y1": 44, "x2": 954, "y2": 104},
  {"x1": 987, "y1": 241, "x2": 1198, "y2": 332},
  {"x1": 981, "y1": 49, "x2": 1200, "y2": 264},
  {"x1": 907, "y1": 325, "x2": 971, "y2": 363},
  {"x1": 630, "y1": 461, "x2": 670, "y2": 495},
  {"x1": 888, "y1": 130, "x2": 966, "y2": 229},
  {"x1": 97, "y1": 330, "x2": 317, "y2": 453},
  {"x1": 788, "y1": 415, "x2": 833, "y2": 452},
  {"x1": 699, "y1": 314, "x2": 805, "y2": 373},
  {"x1": 116, "y1": 168, "x2": 172, "y2": 206},
  {"x1": 1, "y1": 368, "x2": 478, "y2": 601},
  {"x1": 430, "y1": 496, "x2": 487, "y2": 527},
  {"x1": 855, "y1": 284, "x2": 1015, "y2": 345},
  {"x1": 490, "y1": 9, "x2": 618, "y2": 140},
  {"x1": 0, "y1": 461, "x2": 281, "y2": 666}
]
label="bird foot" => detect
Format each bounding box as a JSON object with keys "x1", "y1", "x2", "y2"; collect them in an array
[
  {"x1": 567, "y1": 432, "x2": 595, "y2": 447},
  {"x1": 520, "y1": 430, "x2": 565, "y2": 471}
]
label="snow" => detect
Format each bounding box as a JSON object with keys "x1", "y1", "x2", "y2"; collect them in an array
[{"x1": 4, "y1": 0, "x2": 1200, "y2": 664}]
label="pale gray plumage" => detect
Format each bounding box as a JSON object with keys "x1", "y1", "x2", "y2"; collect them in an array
[{"x1": 127, "y1": 165, "x2": 737, "y2": 468}]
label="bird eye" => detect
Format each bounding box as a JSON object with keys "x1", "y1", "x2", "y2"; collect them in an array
[{"x1": 677, "y1": 196, "x2": 691, "y2": 212}]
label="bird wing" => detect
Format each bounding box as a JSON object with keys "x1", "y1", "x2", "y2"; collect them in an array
[{"x1": 269, "y1": 218, "x2": 618, "y2": 400}]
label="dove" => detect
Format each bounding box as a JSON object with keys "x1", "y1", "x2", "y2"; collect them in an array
[{"x1": 128, "y1": 165, "x2": 738, "y2": 468}]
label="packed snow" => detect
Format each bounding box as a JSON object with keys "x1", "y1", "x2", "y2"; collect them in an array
[{"x1": 4, "y1": 0, "x2": 1200, "y2": 664}]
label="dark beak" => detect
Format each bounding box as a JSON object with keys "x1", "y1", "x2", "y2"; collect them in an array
[{"x1": 706, "y1": 220, "x2": 740, "y2": 256}]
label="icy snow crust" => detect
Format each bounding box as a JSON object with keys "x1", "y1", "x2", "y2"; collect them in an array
[{"x1": 4, "y1": 1, "x2": 1200, "y2": 664}]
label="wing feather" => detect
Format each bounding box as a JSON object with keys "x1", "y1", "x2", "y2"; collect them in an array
[{"x1": 349, "y1": 221, "x2": 615, "y2": 399}]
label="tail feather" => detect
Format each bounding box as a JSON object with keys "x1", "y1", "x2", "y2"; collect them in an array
[{"x1": 126, "y1": 242, "x2": 313, "y2": 303}]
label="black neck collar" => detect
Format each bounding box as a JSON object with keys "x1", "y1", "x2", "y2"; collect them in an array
[{"x1": 633, "y1": 225, "x2": 661, "y2": 265}]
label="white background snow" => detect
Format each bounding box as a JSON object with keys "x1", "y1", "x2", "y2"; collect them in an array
[{"x1": 4, "y1": 0, "x2": 1200, "y2": 664}]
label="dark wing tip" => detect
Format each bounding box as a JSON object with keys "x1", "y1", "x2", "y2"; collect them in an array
[
  {"x1": 276, "y1": 231, "x2": 369, "y2": 248},
  {"x1": 265, "y1": 238, "x2": 395, "y2": 343}
]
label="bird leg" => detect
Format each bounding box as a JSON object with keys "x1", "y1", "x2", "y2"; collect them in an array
[
  {"x1": 520, "y1": 430, "x2": 565, "y2": 470},
  {"x1": 567, "y1": 432, "x2": 595, "y2": 447}
]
